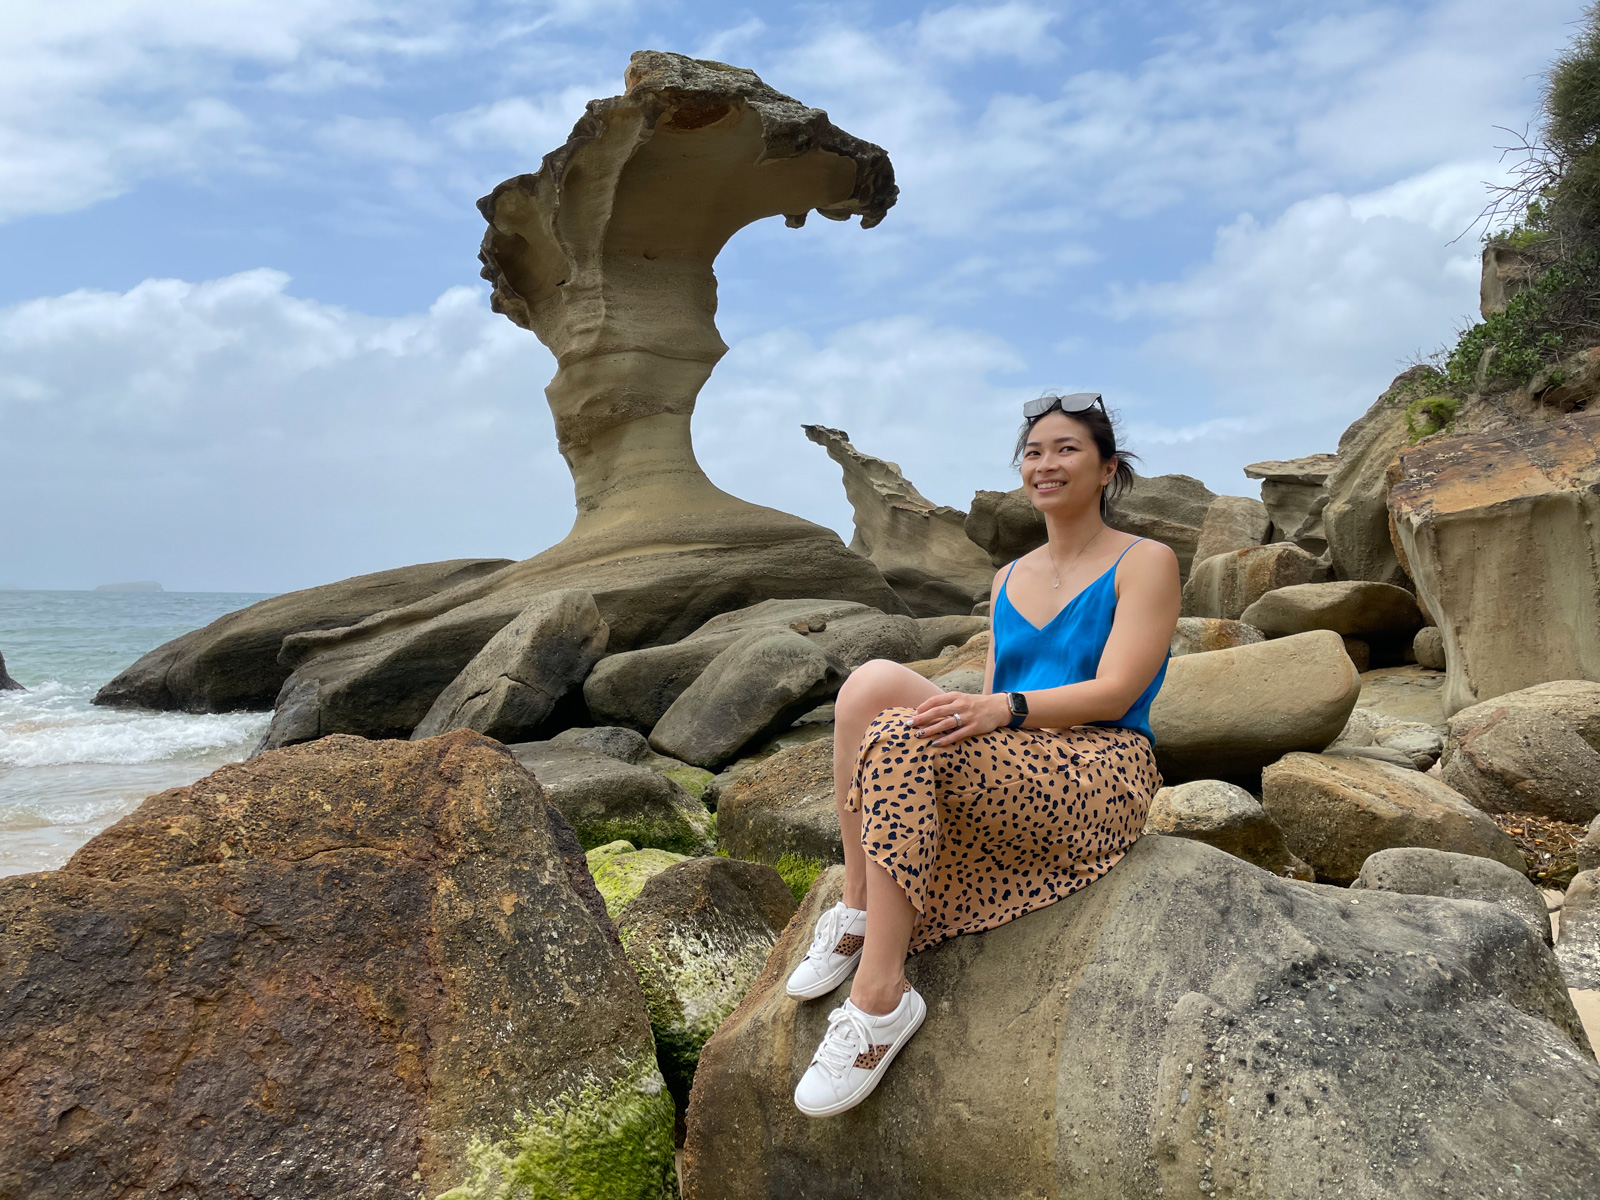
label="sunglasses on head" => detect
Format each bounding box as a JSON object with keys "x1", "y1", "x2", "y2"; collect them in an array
[{"x1": 1022, "y1": 392, "x2": 1105, "y2": 420}]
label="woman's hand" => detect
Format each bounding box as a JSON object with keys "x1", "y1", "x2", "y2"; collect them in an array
[{"x1": 910, "y1": 690, "x2": 1010, "y2": 746}]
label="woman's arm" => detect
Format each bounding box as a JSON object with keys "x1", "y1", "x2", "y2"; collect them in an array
[{"x1": 915, "y1": 539, "x2": 1180, "y2": 745}]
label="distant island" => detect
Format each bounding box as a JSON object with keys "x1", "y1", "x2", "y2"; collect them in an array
[{"x1": 94, "y1": 581, "x2": 164, "y2": 593}]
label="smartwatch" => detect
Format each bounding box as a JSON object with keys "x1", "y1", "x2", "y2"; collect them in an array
[{"x1": 1006, "y1": 692, "x2": 1029, "y2": 729}]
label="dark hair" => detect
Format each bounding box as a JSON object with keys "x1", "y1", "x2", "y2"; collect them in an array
[{"x1": 1011, "y1": 394, "x2": 1139, "y2": 518}]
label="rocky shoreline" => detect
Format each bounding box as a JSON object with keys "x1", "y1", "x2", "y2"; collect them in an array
[{"x1": 9, "y1": 49, "x2": 1600, "y2": 1200}]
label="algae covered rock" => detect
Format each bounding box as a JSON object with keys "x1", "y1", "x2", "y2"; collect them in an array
[
  {"x1": 510, "y1": 741, "x2": 715, "y2": 855},
  {"x1": 0, "y1": 732, "x2": 675, "y2": 1200},
  {"x1": 684, "y1": 838, "x2": 1600, "y2": 1198},
  {"x1": 617, "y1": 857, "x2": 796, "y2": 1105},
  {"x1": 586, "y1": 840, "x2": 689, "y2": 919}
]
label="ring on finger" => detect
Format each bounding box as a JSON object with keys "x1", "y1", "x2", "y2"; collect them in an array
[{"x1": 952, "y1": 712, "x2": 963, "y2": 728}]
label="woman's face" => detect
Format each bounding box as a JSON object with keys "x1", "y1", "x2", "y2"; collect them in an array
[{"x1": 1019, "y1": 411, "x2": 1117, "y2": 515}]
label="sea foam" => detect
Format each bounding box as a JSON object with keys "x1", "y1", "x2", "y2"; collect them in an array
[{"x1": 0, "y1": 684, "x2": 267, "y2": 768}]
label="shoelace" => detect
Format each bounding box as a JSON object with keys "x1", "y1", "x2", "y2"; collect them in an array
[
  {"x1": 812, "y1": 1003, "x2": 875, "y2": 1078},
  {"x1": 803, "y1": 902, "x2": 848, "y2": 962}
]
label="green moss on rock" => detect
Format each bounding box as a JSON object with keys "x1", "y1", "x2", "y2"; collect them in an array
[
  {"x1": 773, "y1": 852, "x2": 825, "y2": 904},
  {"x1": 572, "y1": 808, "x2": 712, "y2": 858},
  {"x1": 660, "y1": 763, "x2": 714, "y2": 801},
  {"x1": 435, "y1": 1061, "x2": 677, "y2": 1200},
  {"x1": 587, "y1": 844, "x2": 688, "y2": 919}
]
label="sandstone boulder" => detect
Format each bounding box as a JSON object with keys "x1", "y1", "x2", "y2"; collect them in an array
[
  {"x1": 1240, "y1": 580, "x2": 1422, "y2": 639},
  {"x1": 804, "y1": 425, "x2": 995, "y2": 616},
  {"x1": 509, "y1": 741, "x2": 715, "y2": 855},
  {"x1": 967, "y1": 474, "x2": 1215, "y2": 584},
  {"x1": 1191, "y1": 495, "x2": 1270, "y2": 565},
  {"x1": 683, "y1": 838, "x2": 1600, "y2": 1199},
  {"x1": 1143, "y1": 779, "x2": 1312, "y2": 879},
  {"x1": 1414, "y1": 624, "x2": 1446, "y2": 669},
  {"x1": 617, "y1": 858, "x2": 795, "y2": 1106},
  {"x1": 933, "y1": 667, "x2": 984, "y2": 694},
  {"x1": 1261, "y1": 752, "x2": 1526, "y2": 885},
  {"x1": 94, "y1": 558, "x2": 511, "y2": 713},
  {"x1": 1557, "y1": 869, "x2": 1600, "y2": 990},
  {"x1": 1481, "y1": 240, "x2": 1541, "y2": 318},
  {"x1": 1244, "y1": 453, "x2": 1337, "y2": 554},
  {"x1": 410, "y1": 588, "x2": 606, "y2": 743},
  {"x1": 1390, "y1": 410, "x2": 1600, "y2": 716},
  {"x1": 253, "y1": 53, "x2": 907, "y2": 749},
  {"x1": 1373, "y1": 720, "x2": 1445, "y2": 770},
  {"x1": 0, "y1": 732, "x2": 676, "y2": 1200},
  {"x1": 1167, "y1": 617, "x2": 1264, "y2": 657},
  {"x1": 1149, "y1": 630, "x2": 1360, "y2": 783},
  {"x1": 585, "y1": 840, "x2": 687, "y2": 918},
  {"x1": 649, "y1": 629, "x2": 841, "y2": 770},
  {"x1": 913, "y1": 614, "x2": 990, "y2": 660},
  {"x1": 1441, "y1": 681, "x2": 1600, "y2": 824},
  {"x1": 716, "y1": 736, "x2": 843, "y2": 868},
  {"x1": 0, "y1": 650, "x2": 22, "y2": 691},
  {"x1": 904, "y1": 630, "x2": 990, "y2": 681},
  {"x1": 1352, "y1": 846, "x2": 1551, "y2": 944},
  {"x1": 1180, "y1": 542, "x2": 1321, "y2": 620},
  {"x1": 1580, "y1": 816, "x2": 1600, "y2": 875},
  {"x1": 584, "y1": 599, "x2": 918, "y2": 732},
  {"x1": 1108, "y1": 473, "x2": 1217, "y2": 583},
  {"x1": 552, "y1": 724, "x2": 651, "y2": 764},
  {"x1": 1324, "y1": 369, "x2": 1424, "y2": 587},
  {"x1": 1324, "y1": 743, "x2": 1418, "y2": 770}
]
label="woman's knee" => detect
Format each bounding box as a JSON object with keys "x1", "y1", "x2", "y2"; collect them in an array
[{"x1": 836, "y1": 659, "x2": 923, "y2": 721}]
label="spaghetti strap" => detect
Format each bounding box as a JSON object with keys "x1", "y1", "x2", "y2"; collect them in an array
[
  {"x1": 1002, "y1": 560, "x2": 1019, "y2": 588},
  {"x1": 1110, "y1": 537, "x2": 1145, "y2": 573}
]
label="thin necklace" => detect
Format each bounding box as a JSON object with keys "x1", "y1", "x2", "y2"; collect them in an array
[{"x1": 1047, "y1": 527, "x2": 1104, "y2": 589}]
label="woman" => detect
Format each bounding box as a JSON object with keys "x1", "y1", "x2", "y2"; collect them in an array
[{"x1": 788, "y1": 392, "x2": 1180, "y2": 1118}]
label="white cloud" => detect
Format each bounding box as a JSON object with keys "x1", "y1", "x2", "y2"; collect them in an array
[
  {"x1": 914, "y1": 3, "x2": 1063, "y2": 63},
  {"x1": 0, "y1": 270, "x2": 570, "y2": 590}
]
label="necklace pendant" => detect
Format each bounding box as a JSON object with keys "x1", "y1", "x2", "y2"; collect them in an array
[{"x1": 1052, "y1": 578, "x2": 1059, "y2": 588}]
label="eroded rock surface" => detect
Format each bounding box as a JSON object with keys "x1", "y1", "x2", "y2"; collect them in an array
[
  {"x1": 716, "y1": 736, "x2": 843, "y2": 867},
  {"x1": 804, "y1": 425, "x2": 994, "y2": 616},
  {"x1": 0, "y1": 732, "x2": 674, "y2": 1200},
  {"x1": 1352, "y1": 846, "x2": 1550, "y2": 945},
  {"x1": 1181, "y1": 542, "x2": 1322, "y2": 620},
  {"x1": 411, "y1": 588, "x2": 606, "y2": 743},
  {"x1": 1390, "y1": 410, "x2": 1600, "y2": 717},
  {"x1": 1244, "y1": 453, "x2": 1336, "y2": 553},
  {"x1": 254, "y1": 52, "x2": 906, "y2": 748},
  {"x1": 1149, "y1": 630, "x2": 1360, "y2": 783},
  {"x1": 1442, "y1": 681, "x2": 1600, "y2": 824},
  {"x1": 1168, "y1": 617, "x2": 1265, "y2": 657},
  {"x1": 1191, "y1": 495, "x2": 1270, "y2": 566},
  {"x1": 94, "y1": 558, "x2": 511, "y2": 713},
  {"x1": 1240, "y1": 580, "x2": 1422, "y2": 639},
  {"x1": 1143, "y1": 779, "x2": 1312, "y2": 879},
  {"x1": 684, "y1": 839, "x2": 1600, "y2": 1199},
  {"x1": 1262, "y1": 752, "x2": 1525, "y2": 885},
  {"x1": 1324, "y1": 369, "x2": 1422, "y2": 587}
]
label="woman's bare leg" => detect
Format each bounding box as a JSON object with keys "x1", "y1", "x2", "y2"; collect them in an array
[{"x1": 831, "y1": 659, "x2": 941, "y2": 1015}]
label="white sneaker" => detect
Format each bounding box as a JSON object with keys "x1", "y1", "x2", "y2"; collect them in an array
[
  {"x1": 785, "y1": 900, "x2": 867, "y2": 999},
  {"x1": 793, "y1": 985, "x2": 926, "y2": 1118}
]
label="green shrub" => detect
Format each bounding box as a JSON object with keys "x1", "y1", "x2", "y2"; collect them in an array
[{"x1": 1403, "y1": 395, "x2": 1463, "y2": 442}]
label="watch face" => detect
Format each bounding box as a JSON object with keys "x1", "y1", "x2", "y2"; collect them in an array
[{"x1": 1009, "y1": 692, "x2": 1027, "y2": 715}]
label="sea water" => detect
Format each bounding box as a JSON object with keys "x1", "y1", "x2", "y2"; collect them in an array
[{"x1": 0, "y1": 590, "x2": 274, "y2": 876}]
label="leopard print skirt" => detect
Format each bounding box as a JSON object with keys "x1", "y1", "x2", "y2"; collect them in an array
[{"x1": 846, "y1": 706, "x2": 1161, "y2": 955}]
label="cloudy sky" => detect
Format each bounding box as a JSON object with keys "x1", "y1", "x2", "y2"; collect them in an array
[{"x1": 0, "y1": 0, "x2": 1581, "y2": 591}]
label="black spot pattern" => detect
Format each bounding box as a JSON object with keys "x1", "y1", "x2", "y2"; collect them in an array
[{"x1": 846, "y1": 706, "x2": 1161, "y2": 955}]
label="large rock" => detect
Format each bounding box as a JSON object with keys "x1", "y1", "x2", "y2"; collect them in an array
[
  {"x1": 585, "y1": 840, "x2": 687, "y2": 918},
  {"x1": 1143, "y1": 779, "x2": 1312, "y2": 879},
  {"x1": 254, "y1": 54, "x2": 906, "y2": 749},
  {"x1": 0, "y1": 650, "x2": 22, "y2": 691},
  {"x1": 1414, "y1": 625, "x2": 1446, "y2": 669},
  {"x1": 410, "y1": 588, "x2": 606, "y2": 742},
  {"x1": 617, "y1": 858, "x2": 795, "y2": 1105},
  {"x1": 1324, "y1": 368, "x2": 1425, "y2": 587},
  {"x1": 1190, "y1": 494, "x2": 1270, "y2": 566},
  {"x1": 1261, "y1": 752, "x2": 1526, "y2": 885},
  {"x1": 509, "y1": 740, "x2": 715, "y2": 855},
  {"x1": 967, "y1": 474, "x2": 1216, "y2": 584},
  {"x1": 1558, "y1": 869, "x2": 1600, "y2": 989},
  {"x1": 0, "y1": 732, "x2": 676, "y2": 1200},
  {"x1": 803, "y1": 425, "x2": 994, "y2": 616},
  {"x1": 1149, "y1": 630, "x2": 1360, "y2": 783},
  {"x1": 1352, "y1": 846, "x2": 1551, "y2": 944},
  {"x1": 904, "y1": 630, "x2": 990, "y2": 681},
  {"x1": 584, "y1": 599, "x2": 918, "y2": 732},
  {"x1": 1243, "y1": 453, "x2": 1337, "y2": 554},
  {"x1": 93, "y1": 558, "x2": 511, "y2": 713},
  {"x1": 1107, "y1": 473, "x2": 1217, "y2": 583},
  {"x1": 649, "y1": 629, "x2": 842, "y2": 770},
  {"x1": 683, "y1": 837, "x2": 1600, "y2": 1199},
  {"x1": 1167, "y1": 616, "x2": 1264, "y2": 657},
  {"x1": 912, "y1": 614, "x2": 989, "y2": 660},
  {"x1": 1239, "y1": 580, "x2": 1422, "y2": 639},
  {"x1": 715, "y1": 736, "x2": 843, "y2": 867},
  {"x1": 1389, "y1": 410, "x2": 1600, "y2": 717},
  {"x1": 1441, "y1": 681, "x2": 1600, "y2": 824},
  {"x1": 1180, "y1": 542, "x2": 1321, "y2": 620}
]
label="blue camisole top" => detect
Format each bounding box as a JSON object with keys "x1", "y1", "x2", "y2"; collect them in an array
[{"x1": 991, "y1": 539, "x2": 1169, "y2": 745}]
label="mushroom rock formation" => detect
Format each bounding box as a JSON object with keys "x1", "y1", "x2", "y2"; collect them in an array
[
  {"x1": 802, "y1": 425, "x2": 995, "y2": 616},
  {"x1": 255, "y1": 53, "x2": 908, "y2": 749}
]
